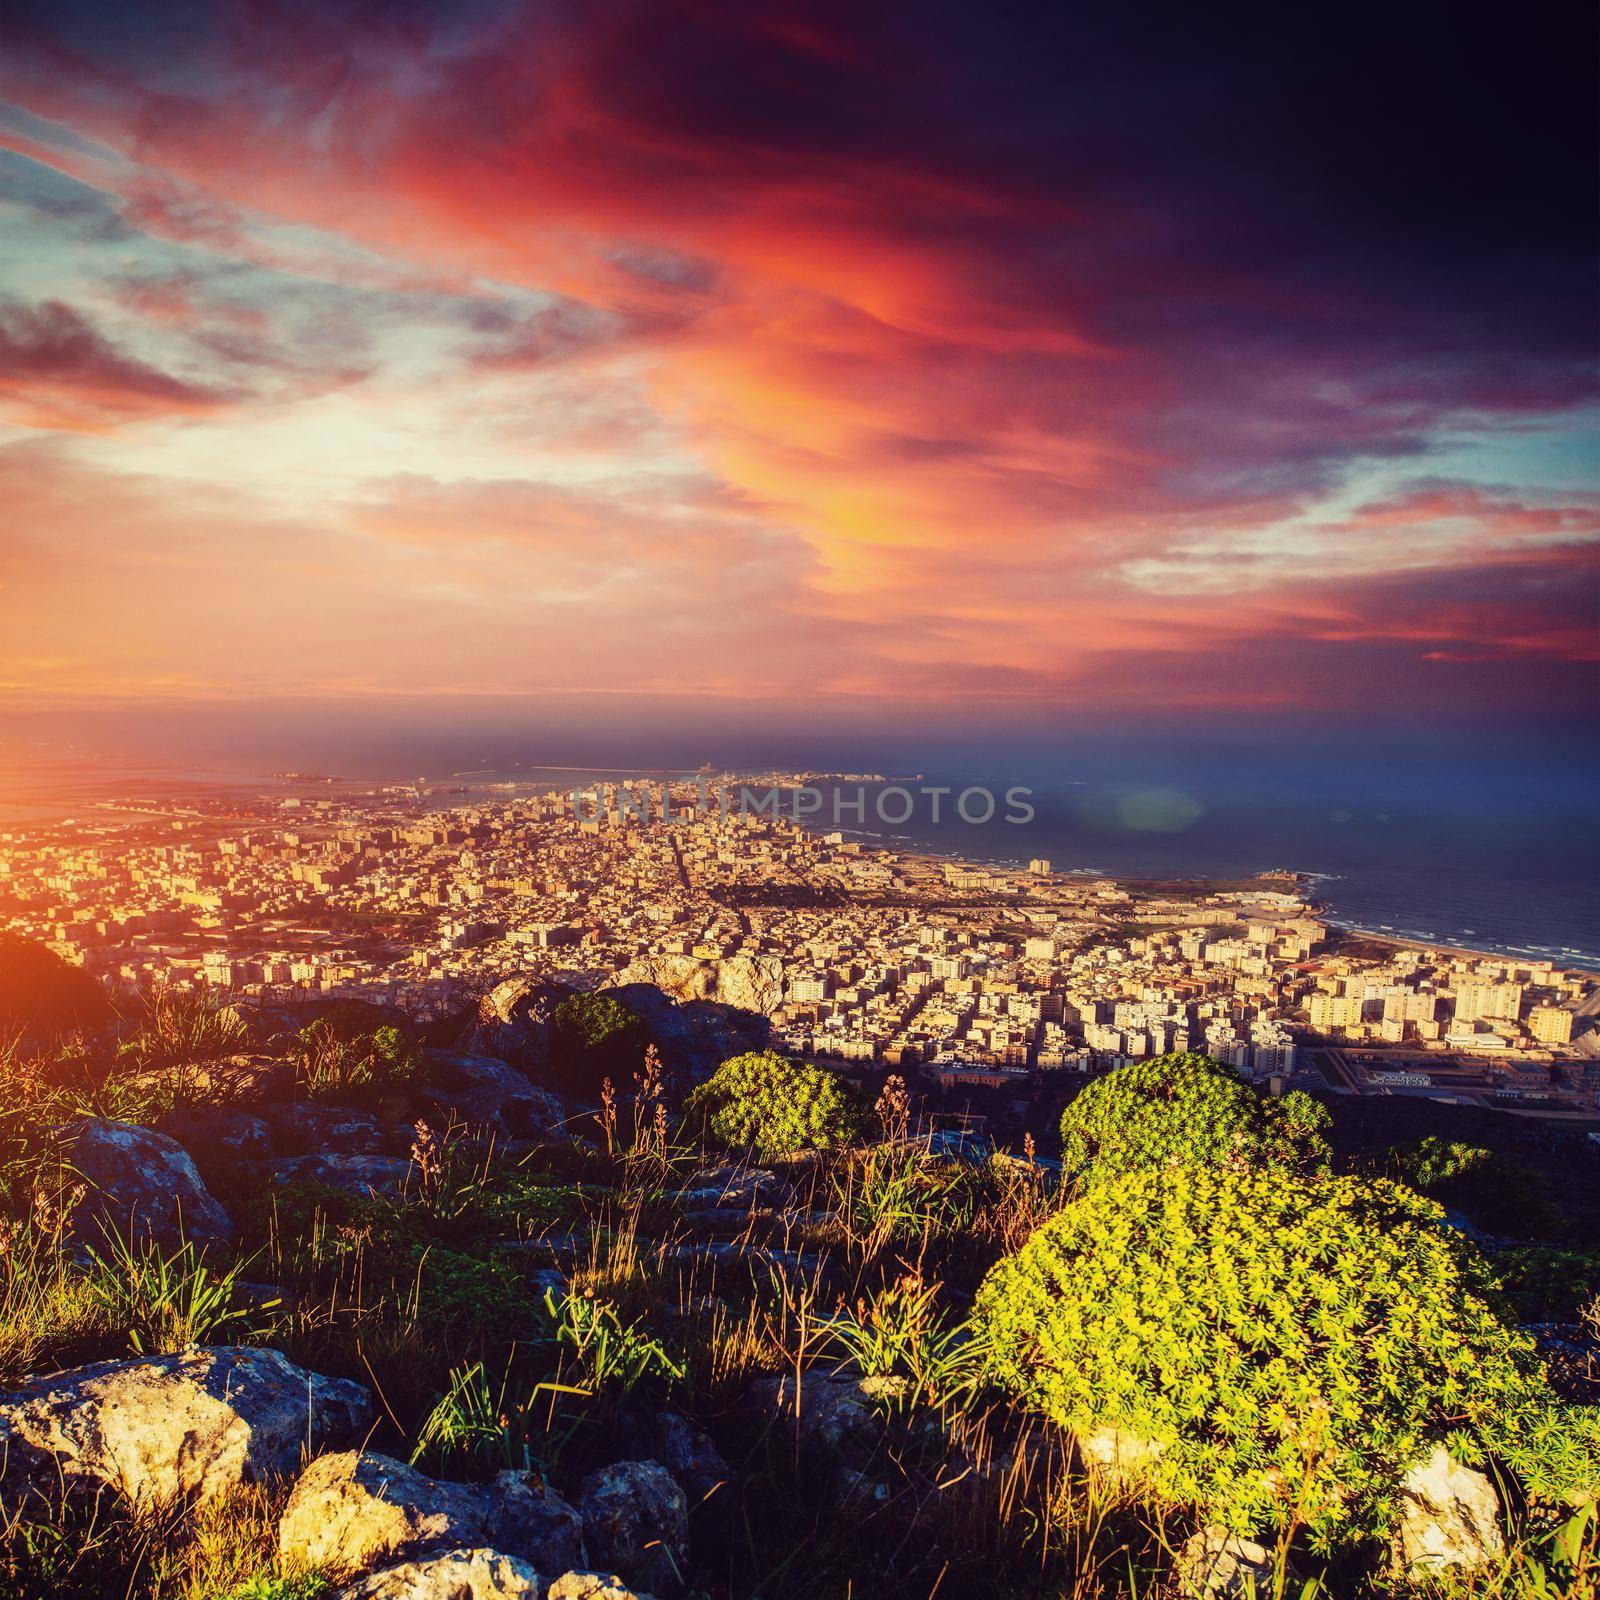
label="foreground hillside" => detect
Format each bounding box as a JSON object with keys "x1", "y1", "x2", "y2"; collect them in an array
[{"x1": 0, "y1": 967, "x2": 1595, "y2": 1600}]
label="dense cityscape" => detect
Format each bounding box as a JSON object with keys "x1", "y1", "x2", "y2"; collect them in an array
[{"x1": 5, "y1": 771, "x2": 1596, "y2": 1129}]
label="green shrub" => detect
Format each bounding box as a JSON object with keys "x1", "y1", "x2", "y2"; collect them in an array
[
  {"x1": 1491, "y1": 1245, "x2": 1600, "y2": 1323},
  {"x1": 294, "y1": 1016, "x2": 423, "y2": 1101},
  {"x1": 1058, "y1": 1052, "x2": 1329, "y2": 1189},
  {"x1": 550, "y1": 992, "x2": 649, "y2": 1091},
  {"x1": 1361, "y1": 1136, "x2": 1566, "y2": 1240},
  {"x1": 684, "y1": 1050, "x2": 866, "y2": 1159},
  {"x1": 973, "y1": 1165, "x2": 1596, "y2": 1543}
]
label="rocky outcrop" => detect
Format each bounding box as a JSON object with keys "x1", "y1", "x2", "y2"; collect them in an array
[
  {"x1": 0, "y1": 1346, "x2": 372, "y2": 1513},
  {"x1": 241, "y1": 1153, "x2": 415, "y2": 1199},
  {"x1": 754, "y1": 1372, "x2": 907, "y2": 1459},
  {"x1": 547, "y1": 1575, "x2": 657, "y2": 1600},
  {"x1": 279, "y1": 1451, "x2": 581, "y2": 1577},
  {"x1": 54, "y1": 1118, "x2": 236, "y2": 1252},
  {"x1": 1176, "y1": 1527, "x2": 1282, "y2": 1598},
  {"x1": 155, "y1": 1107, "x2": 273, "y2": 1177},
  {"x1": 1392, "y1": 1446, "x2": 1505, "y2": 1575},
  {"x1": 333, "y1": 1546, "x2": 545, "y2": 1599},
  {"x1": 258, "y1": 1103, "x2": 388, "y2": 1155},
  {"x1": 1075, "y1": 1423, "x2": 1165, "y2": 1478},
  {"x1": 576, "y1": 1460, "x2": 688, "y2": 1582},
  {"x1": 656, "y1": 1414, "x2": 729, "y2": 1500},
  {"x1": 457, "y1": 978, "x2": 563, "y2": 1075},
  {"x1": 613, "y1": 956, "x2": 785, "y2": 1017},
  {"x1": 418, "y1": 1050, "x2": 573, "y2": 1139}
]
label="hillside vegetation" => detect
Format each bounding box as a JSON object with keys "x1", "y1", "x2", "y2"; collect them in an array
[{"x1": 0, "y1": 967, "x2": 1594, "y2": 1600}]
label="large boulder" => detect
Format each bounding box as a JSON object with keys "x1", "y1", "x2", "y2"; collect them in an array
[
  {"x1": 54, "y1": 1118, "x2": 235, "y2": 1252},
  {"x1": 576, "y1": 1460, "x2": 688, "y2": 1583},
  {"x1": 418, "y1": 1050, "x2": 574, "y2": 1139},
  {"x1": 456, "y1": 978, "x2": 563, "y2": 1075},
  {"x1": 1176, "y1": 1527, "x2": 1284, "y2": 1598},
  {"x1": 334, "y1": 1546, "x2": 545, "y2": 1599},
  {"x1": 1392, "y1": 1446, "x2": 1506, "y2": 1576},
  {"x1": 0, "y1": 1346, "x2": 372, "y2": 1513},
  {"x1": 279, "y1": 1451, "x2": 581, "y2": 1577},
  {"x1": 155, "y1": 1107, "x2": 274, "y2": 1178},
  {"x1": 714, "y1": 957, "x2": 785, "y2": 1016},
  {"x1": 753, "y1": 1372, "x2": 906, "y2": 1461},
  {"x1": 547, "y1": 1576, "x2": 657, "y2": 1600},
  {"x1": 614, "y1": 956, "x2": 785, "y2": 1017},
  {"x1": 258, "y1": 1103, "x2": 388, "y2": 1155}
]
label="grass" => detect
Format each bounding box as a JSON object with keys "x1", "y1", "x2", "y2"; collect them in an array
[{"x1": 0, "y1": 1018, "x2": 1596, "y2": 1599}]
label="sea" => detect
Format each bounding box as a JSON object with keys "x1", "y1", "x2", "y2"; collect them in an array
[
  {"x1": 3, "y1": 748, "x2": 1596, "y2": 970},
  {"x1": 780, "y1": 764, "x2": 1600, "y2": 971}
]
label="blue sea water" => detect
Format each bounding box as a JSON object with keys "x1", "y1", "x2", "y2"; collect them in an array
[{"x1": 788, "y1": 762, "x2": 1600, "y2": 970}]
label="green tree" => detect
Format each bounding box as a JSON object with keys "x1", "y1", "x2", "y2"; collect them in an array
[
  {"x1": 684, "y1": 1050, "x2": 867, "y2": 1159},
  {"x1": 1058, "y1": 1051, "x2": 1328, "y2": 1188},
  {"x1": 973, "y1": 1165, "x2": 1598, "y2": 1543},
  {"x1": 0, "y1": 932, "x2": 111, "y2": 1035},
  {"x1": 550, "y1": 991, "x2": 648, "y2": 1092}
]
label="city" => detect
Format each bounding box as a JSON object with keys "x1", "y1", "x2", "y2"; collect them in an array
[{"x1": 5, "y1": 771, "x2": 1596, "y2": 1130}]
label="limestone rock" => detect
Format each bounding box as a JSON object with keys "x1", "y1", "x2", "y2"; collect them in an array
[
  {"x1": 1176, "y1": 1527, "x2": 1281, "y2": 1598},
  {"x1": 258, "y1": 1103, "x2": 387, "y2": 1155},
  {"x1": 0, "y1": 1346, "x2": 372, "y2": 1513},
  {"x1": 457, "y1": 979, "x2": 562, "y2": 1075},
  {"x1": 1393, "y1": 1445, "x2": 1505, "y2": 1575},
  {"x1": 714, "y1": 956, "x2": 786, "y2": 1016},
  {"x1": 754, "y1": 1372, "x2": 906, "y2": 1461},
  {"x1": 243, "y1": 1153, "x2": 415, "y2": 1199},
  {"x1": 334, "y1": 1546, "x2": 545, "y2": 1599},
  {"x1": 547, "y1": 1574, "x2": 658, "y2": 1600},
  {"x1": 576, "y1": 1460, "x2": 687, "y2": 1582},
  {"x1": 54, "y1": 1118, "x2": 236, "y2": 1252},
  {"x1": 279, "y1": 1452, "x2": 580, "y2": 1577},
  {"x1": 156, "y1": 1107, "x2": 274, "y2": 1177},
  {"x1": 419, "y1": 1050, "x2": 573, "y2": 1139},
  {"x1": 656, "y1": 1414, "x2": 729, "y2": 1499},
  {"x1": 675, "y1": 1164, "x2": 787, "y2": 1209},
  {"x1": 1076, "y1": 1423, "x2": 1165, "y2": 1478}
]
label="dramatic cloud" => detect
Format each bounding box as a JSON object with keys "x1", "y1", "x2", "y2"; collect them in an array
[{"x1": 0, "y1": 0, "x2": 1594, "y2": 728}]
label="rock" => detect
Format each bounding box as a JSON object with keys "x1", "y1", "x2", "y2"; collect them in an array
[
  {"x1": 1176, "y1": 1527, "x2": 1282, "y2": 1598},
  {"x1": 597, "y1": 983, "x2": 769, "y2": 1078},
  {"x1": 1393, "y1": 1445, "x2": 1506, "y2": 1575},
  {"x1": 0, "y1": 1346, "x2": 371, "y2": 1513},
  {"x1": 1076, "y1": 1423, "x2": 1165, "y2": 1478},
  {"x1": 656, "y1": 1414, "x2": 729, "y2": 1499},
  {"x1": 754, "y1": 1372, "x2": 906, "y2": 1459},
  {"x1": 676, "y1": 1164, "x2": 787, "y2": 1209},
  {"x1": 576, "y1": 1460, "x2": 687, "y2": 1582},
  {"x1": 334, "y1": 1546, "x2": 545, "y2": 1599},
  {"x1": 54, "y1": 1118, "x2": 236, "y2": 1252},
  {"x1": 155, "y1": 1107, "x2": 274, "y2": 1176},
  {"x1": 419, "y1": 1051, "x2": 574, "y2": 1139},
  {"x1": 613, "y1": 956, "x2": 785, "y2": 1017},
  {"x1": 713, "y1": 956, "x2": 786, "y2": 1016},
  {"x1": 457, "y1": 978, "x2": 562, "y2": 1075},
  {"x1": 243, "y1": 1153, "x2": 415, "y2": 1199},
  {"x1": 547, "y1": 1575, "x2": 657, "y2": 1600},
  {"x1": 259, "y1": 1103, "x2": 387, "y2": 1155},
  {"x1": 279, "y1": 1452, "x2": 581, "y2": 1577}
]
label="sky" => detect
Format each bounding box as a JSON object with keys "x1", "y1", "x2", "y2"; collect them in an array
[{"x1": 0, "y1": 0, "x2": 1596, "y2": 767}]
